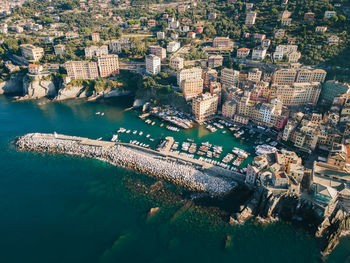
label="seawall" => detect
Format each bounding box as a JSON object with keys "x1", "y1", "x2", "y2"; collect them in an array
[{"x1": 15, "y1": 133, "x2": 237, "y2": 195}]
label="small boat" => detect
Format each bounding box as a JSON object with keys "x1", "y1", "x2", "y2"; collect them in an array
[
  {"x1": 126, "y1": 130, "x2": 131, "y2": 134},
  {"x1": 139, "y1": 131, "x2": 143, "y2": 136},
  {"x1": 95, "y1": 112, "x2": 101, "y2": 115},
  {"x1": 101, "y1": 113, "x2": 105, "y2": 116},
  {"x1": 146, "y1": 134, "x2": 150, "y2": 138},
  {"x1": 133, "y1": 130, "x2": 137, "y2": 134},
  {"x1": 111, "y1": 135, "x2": 118, "y2": 142}
]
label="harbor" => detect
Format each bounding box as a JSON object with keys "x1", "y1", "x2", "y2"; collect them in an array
[{"x1": 16, "y1": 132, "x2": 240, "y2": 195}]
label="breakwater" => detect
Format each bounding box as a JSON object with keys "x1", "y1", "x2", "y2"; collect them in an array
[{"x1": 15, "y1": 133, "x2": 237, "y2": 195}]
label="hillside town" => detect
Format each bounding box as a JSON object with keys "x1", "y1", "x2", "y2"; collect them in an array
[{"x1": 1, "y1": 0, "x2": 350, "y2": 254}]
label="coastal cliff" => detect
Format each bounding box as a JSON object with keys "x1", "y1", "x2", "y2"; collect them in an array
[
  {"x1": 0, "y1": 73, "x2": 24, "y2": 94},
  {"x1": 22, "y1": 75, "x2": 57, "y2": 99},
  {"x1": 231, "y1": 187, "x2": 350, "y2": 256}
]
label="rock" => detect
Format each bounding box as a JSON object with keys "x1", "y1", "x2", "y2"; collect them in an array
[
  {"x1": 103, "y1": 89, "x2": 132, "y2": 98},
  {"x1": 133, "y1": 99, "x2": 146, "y2": 108},
  {"x1": 22, "y1": 75, "x2": 56, "y2": 99},
  {"x1": 147, "y1": 207, "x2": 160, "y2": 219},
  {"x1": 0, "y1": 73, "x2": 23, "y2": 94},
  {"x1": 56, "y1": 86, "x2": 83, "y2": 101}
]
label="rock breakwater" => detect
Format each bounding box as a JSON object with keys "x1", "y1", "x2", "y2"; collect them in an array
[{"x1": 15, "y1": 133, "x2": 237, "y2": 195}]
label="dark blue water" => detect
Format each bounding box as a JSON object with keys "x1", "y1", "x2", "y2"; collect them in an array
[{"x1": 0, "y1": 95, "x2": 349, "y2": 263}]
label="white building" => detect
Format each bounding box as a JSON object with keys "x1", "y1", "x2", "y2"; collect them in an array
[
  {"x1": 85, "y1": 45, "x2": 108, "y2": 58},
  {"x1": 54, "y1": 44, "x2": 65, "y2": 56},
  {"x1": 0, "y1": 23, "x2": 8, "y2": 34},
  {"x1": 20, "y1": 44, "x2": 44, "y2": 61},
  {"x1": 167, "y1": 41, "x2": 180, "y2": 53},
  {"x1": 252, "y1": 46, "x2": 267, "y2": 60},
  {"x1": 169, "y1": 56, "x2": 184, "y2": 71},
  {"x1": 177, "y1": 67, "x2": 202, "y2": 86},
  {"x1": 145, "y1": 54, "x2": 161, "y2": 75},
  {"x1": 220, "y1": 68, "x2": 239, "y2": 87},
  {"x1": 157, "y1": 32, "x2": 165, "y2": 39}
]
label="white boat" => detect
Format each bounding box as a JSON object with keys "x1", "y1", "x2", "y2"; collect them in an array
[
  {"x1": 146, "y1": 134, "x2": 150, "y2": 138},
  {"x1": 95, "y1": 112, "x2": 101, "y2": 115},
  {"x1": 133, "y1": 130, "x2": 137, "y2": 134},
  {"x1": 232, "y1": 147, "x2": 248, "y2": 158},
  {"x1": 126, "y1": 130, "x2": 131, "y2": 133},
  {"x1": 139, "y1": 131, "x2": 143, "y2": 136},
  {"x1": 101, "y1": 113, "x2": 105, "y2": 116},
  {"x1": 111, "y1": 135, "x2": 118, "y2": 142},
  {"x1": 255, "y1": 145, "x2": 277, "y2": 155}
]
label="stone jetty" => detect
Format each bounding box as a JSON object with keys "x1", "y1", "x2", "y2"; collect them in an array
[{"x1": 15, "y1": 133, "x2": 237, "y2": 195}]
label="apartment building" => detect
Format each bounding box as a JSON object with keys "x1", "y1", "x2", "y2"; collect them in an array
[
  {"x1": 65, "y1": 61, "x2": 99, "y2": 80},
  {"x1": 222, "y1": 100, "x2": 237, "y2": 118},
  {"x1": 169, "y1": 56, "x2": 184, "y2": 71},
  {"x1": 202, "y1": 68, "x2": 218, "y2": 88},
  {"x1": 245, "y1": 12, "x2": 257, "y2": 26},
  {"x1": 272, "y1": 68, "x2": 327, "y2": 85},
  {"x1": 97, "y1": 54, "x2": 119, "y2": 78},
  {"x1": 177, "y1": 67, "x2": 202, "y2": 86},
  {"x1": 192, "y1": 93, "x2": 219, "y2": 123},
  {"x1": 236, "y1": 48, "x2": 250, "y2": 58},
  {"x1": 20, "y1": 44, "x2": 44, "y2": 61},
  {"x1": 272, "y1": 82, "x2": 321, "y2": 106},
  {"x1": 247, "y1": 68, "x2": 262, "y2": 82},
  {"x1": 91, "y1": 32, "x2": 100, "y2": 42},
  {"x1": 252, "y1": 46, "x2": 267, "y2": 60},
  {"x1": 85, "y1": 45, "x2": 108, "y2": 58},
  {"x1": 212, "y1": 37, "x2": 230, "y2": 48},
  {"x1": 181, "y1": 79, "x2": 204, "y2": 100},
  {"x1": 167, "y1": 41, "x2": 180, "y2": 53},
  {"x1": 148, "y1": 45, "x2": 166, "y2": 60},
  {"x1": 109, "y1": 38, "x2": 131, "y2": 53},
  {"x1": 145, "y1": 54, "x2": 161, "y2": 75},
  {"x1": 54, "y1": 44, "x2": 65, "y2": 56},
  {"x1": 208, "y1": 55, "x2": 223, "y2": 68},
  {"x1": 220, "y1": 68, "x2": 240, "y2": 88}
]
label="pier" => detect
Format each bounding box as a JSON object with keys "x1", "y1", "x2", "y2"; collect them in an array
[{"x1": 16, "y1": 133, "x2": 240, "y2": 195}]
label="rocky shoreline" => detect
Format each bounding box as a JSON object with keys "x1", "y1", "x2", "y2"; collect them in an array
[
  {"x1": 230, "y1": 187, "x2": 350, "y2": 256},
  {"x1": 15, "y1": 133, "x2": 237, "y2": 195}
]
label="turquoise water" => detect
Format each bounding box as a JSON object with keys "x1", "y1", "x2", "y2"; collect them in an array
[{"x1": 0, "y1": 95, "x2": 349, "y2": 263}]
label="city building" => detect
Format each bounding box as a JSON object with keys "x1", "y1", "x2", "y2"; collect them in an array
[
  {"x1": 169, "y1": 56, "x2": 184, "y2": 71},
  {"x1": 85, "y1": 45, "x2": 108, "y2": 58},
  {"x1": 213, "y1": 37, "x2": 230, "y2": 48},
  {"x1": 328, "y1": 35, "x2": 340, "y2": 45},
  {"x1": 221, "y1": 68, "x2": 240, "y2": 88},
  {"x1": 320, "y1": 80, "x2": 350, "y2": 105},
  {"x1": 192, "y1": 93, "x2": 219, "y2": 123},
  {"x1": 324, "y1": 11, "x2": 337, "y2": 18},
  {"x1": 252, "y1": 46, "x2": 267, "y2": 60},
  {"x1": 208, "y1": 55, "x2": 223, "y2": 68},
  {"x1": 272, "y1": 68, "x2": 327, "y2": 85},
  {"x1": 167, "y1": 41, "x2": 180, "y2": 53},
  {"x1": 274, "y1": 29, "x2": 285, "y2": 39},
  {"x1": 181, "y1": 79, "x2": 204, "y2": 100},
  {"x1": 247, "y1": 68, "x2": 262, "y2": 82},
  {"x1": 177, "y1": 67, "x2": 202, "y2": 86},
  {"x1": 148, "y1": 45, "x2": 166, "y2": 60},
  {"x1": 145, "y1": 54, "x2": 161, "y2": 75},
  {"x1": 315, "y1": 26, "x2": 327, "y2": 34},
  {"x1": 272, "y1": 82, "x2": 321, "y2": 106},
  {"x1": 157, "y1": 32, "x2": 165, "y2": 39},
  {"x1": 91, "y1": 32, "x2": 100, "y2": 42},
  {"x1": 0, "y1": 23, "x2": 8, "y2": 34},
  {"x1": 28, "y1": 64, "x2": 43, "y2": 75},
  {"x1": 304, "y1": 12, "x2": 315, "y2": 21},
  {"x1": 222, "y1": 100, "x2": 237, "y2": 118},
  {"x1": 54, "y1": 44, "x2": 65, "y2": 56},
  {"x1": 236, "y1": 48, "x2": 250, "y2": 58},
  {"x1": 97, "y1": 54, "x2": 119, "y2": 78},
  {"x1": 202, "y1": 68, "x2": 218, "y2": 88},
  {"x1": 65, "y1": 61, "x2": 99, "y2": 80},
  {"x1": 20, "y1": 44, "x2": 44, "y2": 61},
  {"x1": 245, "y1": 12, "x2": 257, "y2": 26}
]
